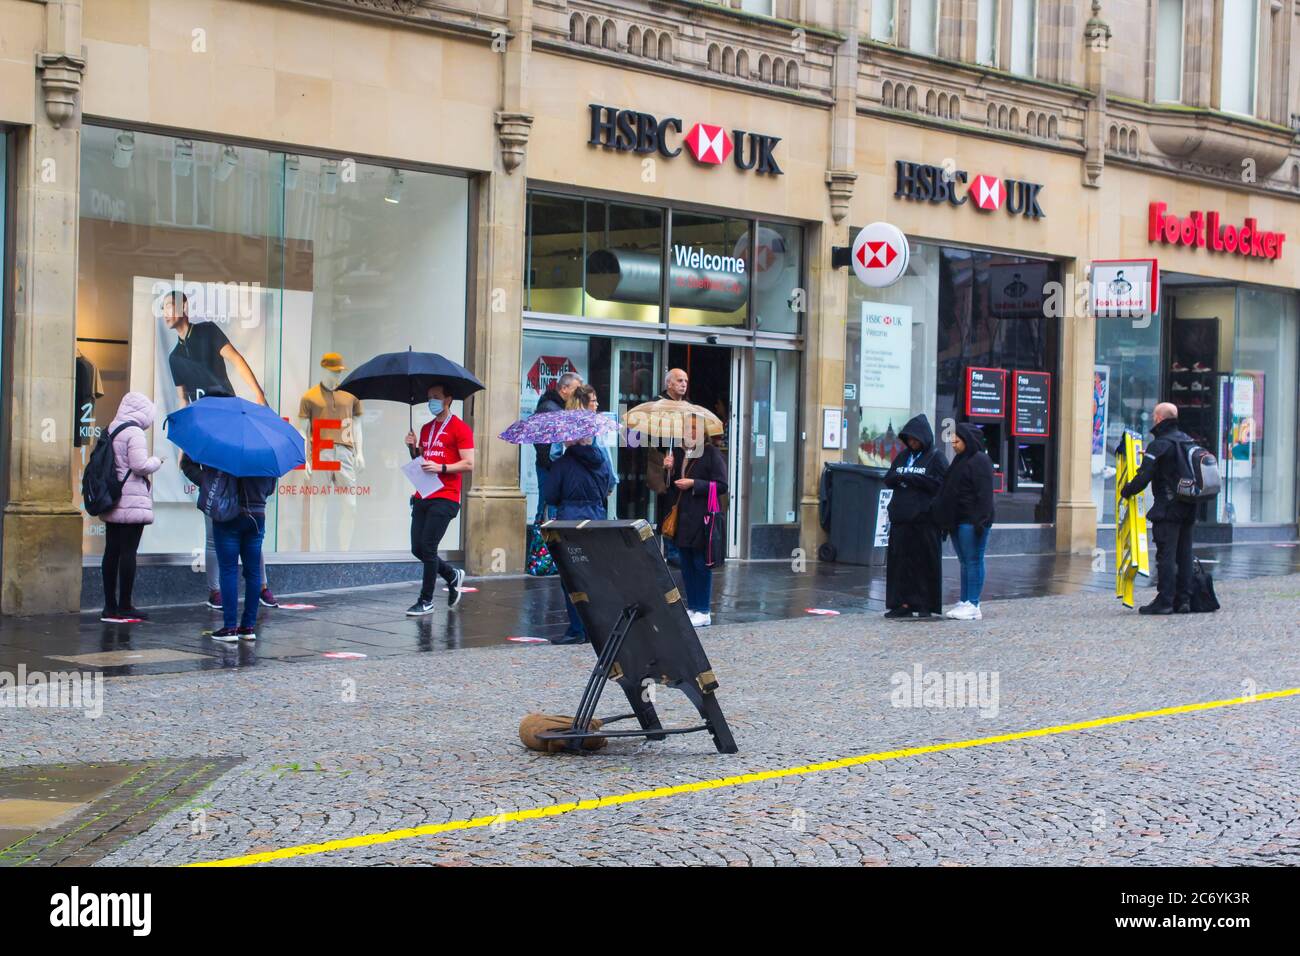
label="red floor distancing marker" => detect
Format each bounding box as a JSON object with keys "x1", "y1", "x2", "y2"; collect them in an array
[
  {"x1": 278, "y1": 603, "x2": 318, "y2": 610},
  {"x1": 322, "y1": 651, "x2": 367, "y2": 659},
  {"x1": 506, "y1": 636, "x2": 547, "y2": 644},
  {"x1": 805, "y1": 608, "x2": 841, "y2": 616},
  {"x1": 443, "y1": 587, "x2": 478, "y2": 593}
]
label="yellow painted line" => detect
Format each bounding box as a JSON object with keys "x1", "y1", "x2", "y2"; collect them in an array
[{"x1": 187, "y1": 686, "x2": 1300, "y2": 867}]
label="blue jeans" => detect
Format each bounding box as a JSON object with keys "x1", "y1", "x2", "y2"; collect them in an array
[
  {"x1": 952, "y1": 523, "x2": 989, "y2": 606},
  {"x1": 677, "y1": 545, "x2": 712, "y2": 614},
  {"x1": 213, "y1": 513, "x2": 265, "y2": 629}
]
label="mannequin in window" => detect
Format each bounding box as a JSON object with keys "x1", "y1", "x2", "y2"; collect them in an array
[{"x1": 299, "y1": 352, "x2": 365, "y2": 551}]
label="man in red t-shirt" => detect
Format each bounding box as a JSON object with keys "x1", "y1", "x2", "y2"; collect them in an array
[{"x1": 404, "y1": 384, "x2": 475, "y2": 615}]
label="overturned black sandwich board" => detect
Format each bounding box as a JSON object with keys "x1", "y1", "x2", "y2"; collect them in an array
[{"x1": 538, "y1": 519, "x2": 738, "y2": 754}]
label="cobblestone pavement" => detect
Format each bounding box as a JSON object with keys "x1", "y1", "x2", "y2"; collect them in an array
[{"x1": 1, "y1": 572, "x2": 1298, "y2": 866}]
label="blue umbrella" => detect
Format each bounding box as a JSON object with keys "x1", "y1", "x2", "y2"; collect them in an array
[{"x1": 164, "y1": 396, "x2": 306, "y2": 477}]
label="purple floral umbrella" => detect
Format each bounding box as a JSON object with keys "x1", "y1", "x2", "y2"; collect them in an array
[{"x1": 499, "y1": 409, "x2": 617, "y2": 445}]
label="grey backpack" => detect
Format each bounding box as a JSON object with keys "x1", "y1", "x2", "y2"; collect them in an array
[{"x1": 1174, "y1": 440, "x2": 1222, "y2": 503}]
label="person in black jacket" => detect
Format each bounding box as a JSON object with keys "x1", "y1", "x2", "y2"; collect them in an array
[
  {"x1": 1119, "y1": 402, "x2": 1197, "y2": 615},
  {"x1": 180, "y1": 453, "x2": 275, "y2": 641},
  {"x1": 882, "y1": 414, "x2": 948, "y2": 619},
  {"x1": 934, "y1": 422, "x2": 995, "y2": 621},
  {"x1": 544, "y1": 440, "x2": 614, "y2": 644},
  {"x1": 532, "y1": 371, "x2": 582, "y2": 521},
  {"x1": 663, "y1": 416, "x2": 727, "y2": 628}
]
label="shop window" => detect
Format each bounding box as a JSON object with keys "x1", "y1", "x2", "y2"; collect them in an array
[
  {"x1": 1091, "y1": 298, "x2": 1164, "y2": 524},
  {"x1": 751, "y1": 221, "x2": 804, "y2": 334},
  {"x1": 584, "y1": 200, "x2": 664, "y2": 323},
  {"x1": 1220, "y1": 0, "x2": 1257, "y2": 115},
  {"x1": 845, "y1": 243, "x2": 941, "y2": 470},
  {"x1": 77, "y1": 126, "x2": 469, "y2": 560},
  {"x1": 1229, "y1": 288, "x2": 1297, "y2": 524},
  {"x1": 749, "y1": 348, "x2": 800, "y2": 529},
  {"x1": 519, "y1": 331, "x2": 660, "y2": 524},
  {"x1": 666, "y1": 212, "x2": 750, "y2": 328}
]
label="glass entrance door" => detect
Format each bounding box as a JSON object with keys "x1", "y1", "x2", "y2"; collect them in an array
[{"x1": 668, "y1": 342, "x2": 740, "y2": 558}]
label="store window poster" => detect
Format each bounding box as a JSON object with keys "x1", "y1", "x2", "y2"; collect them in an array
[
  {"x1": 1218, "y1": 373, "x2": 1261, "y2": 478},
  {"x1": 857, "y1": 301, "x2": 912, "y2": 468},
  {"x1": 1091, "y1": 365, "x2": 1110, "y2": 464}
]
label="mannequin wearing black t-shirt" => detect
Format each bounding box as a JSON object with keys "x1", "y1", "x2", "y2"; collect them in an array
[{"x1": 162, "y1": 292, "x2": 267, "y2": 406}]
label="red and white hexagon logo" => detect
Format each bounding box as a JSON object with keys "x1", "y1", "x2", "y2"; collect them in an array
[
  {"x1": 684, "y1": 123, "x2": 733, "y2": 165},
  {"x1": 970, "y1": 174, "x2": 1004, "y2": 211}
]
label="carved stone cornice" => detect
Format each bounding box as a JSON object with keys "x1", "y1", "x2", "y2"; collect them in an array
[
  {"x1": 35, "y1": 52, "x2": 86, "y2": 129},
  {"x1": 824, "y1": 169, "x2": 857, "y2": 224},
  {"x1": 495, "y1": 111, "x2": 534, "y2": 173}
]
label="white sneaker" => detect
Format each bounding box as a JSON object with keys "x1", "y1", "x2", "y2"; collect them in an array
[
  {"x1": 944, "y1": 601, "x2": 971, "y2": 619},
  {"x1": 948, "y1": 603, "x2": 980, "y2": 621},
  {"x1": 971, "y1": 604, "x2": 983, "y2": 620},
  {"x1": 688, "y1": 610, "x2": 712, "y2": 628}
]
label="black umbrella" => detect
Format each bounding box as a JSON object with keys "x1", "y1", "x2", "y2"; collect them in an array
[{"x1": 339, "y1": 347, "x2": 485, "y2": 429}]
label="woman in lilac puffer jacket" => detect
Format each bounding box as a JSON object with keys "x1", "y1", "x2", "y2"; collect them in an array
[{"x1": 99, "y1": 391, "x2": 162, "y2": 622}]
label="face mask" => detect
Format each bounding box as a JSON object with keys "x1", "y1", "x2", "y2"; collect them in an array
[
  {"x1": 321, "y1": 370, "x2": 342, "y2": 390},
  {"x1": 428, "y1": 398, "x2": 445, "y2": 416}
]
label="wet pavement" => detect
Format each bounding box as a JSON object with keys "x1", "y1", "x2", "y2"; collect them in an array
[{"x1": 0, "y1": 541, "x2": 1296, "y2": 679}]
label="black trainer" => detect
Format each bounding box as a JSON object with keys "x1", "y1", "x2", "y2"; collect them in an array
[
  {"x1": 1138, "y1": 600, "x2": 1175, "y2": 615},
  {"x1": 100, "y1": 608, "x2": 126, "y2": 623},
  {"x1": 1174, "y1": 603, "x2": 1192, "y2": 614},
  {"x1": 883, "y1": 607, "x2": 912, "y2": 619},
  {"x1": 118, "y1": 607, "x2": 149, "y2": 621},
  {"x1": 447, "y1": 567, "x2": 466, "y2": 609},
  {"x1": 405, "y1": 599, "x2": 436, "y2": 616}
]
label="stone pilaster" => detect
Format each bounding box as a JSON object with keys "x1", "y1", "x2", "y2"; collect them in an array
[
  {"x1": 464, "y1": 0, "x2": 530, "y2": 575},
  {"x1": 4, "y1": 0, "x2": 85, "y2": 614},
  {"x1": 1081, "y1": 1, "x2": 1109, "y2": 188}
]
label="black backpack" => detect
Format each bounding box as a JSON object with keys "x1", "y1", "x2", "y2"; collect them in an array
[{"x1": 81, "y1": 423, "x2": 138, "y2": 516}]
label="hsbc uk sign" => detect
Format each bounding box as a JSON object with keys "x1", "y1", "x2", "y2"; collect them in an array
[
  {"x1": 588, "y1": 104, "x2": 783, "y2": 175},
  {"x1": 894, "y1": 160, "x2": 1045, "y2": 219}
]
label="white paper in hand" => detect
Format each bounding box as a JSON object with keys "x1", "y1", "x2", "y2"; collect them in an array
[{"x1": 401, "y1": 457, "x2": 444, "y2": 498}]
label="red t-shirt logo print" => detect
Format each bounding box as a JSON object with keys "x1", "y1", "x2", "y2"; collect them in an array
[
  {"x1": 685, "y1": 123, "x2": 733, "y2": 165},
  {"x1": 971, "y1": 174, "x2": 1004, "y2": 211},
  {"x1": 857, "y1": 240, "x2": 897, "y2": 269}
]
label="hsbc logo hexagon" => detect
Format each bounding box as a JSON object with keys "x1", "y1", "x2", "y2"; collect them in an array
[
  {"x1": 970, "y1": 174, "x2": 1004, "y2": 211},
  {"x1": 588, "y1": 104, "x2": 783, "y2": 175},
  {"x1": 684, "y1": 123, "x2": 733, "y2": 165}
]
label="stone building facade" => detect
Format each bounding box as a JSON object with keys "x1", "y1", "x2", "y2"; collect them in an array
[{"x1": 1, "y1": 0, "x2": 1297, "y2": 613}]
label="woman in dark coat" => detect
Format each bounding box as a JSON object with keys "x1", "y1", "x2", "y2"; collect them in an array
[
  {"x1": 883, "y1": 414, "x2": 947, "y2": 619},
  {"x1": 933, "y1": 422, "x2": 996, "y2": 621},
  {"x1": 544, "y1": 439, "x2": 614, "y2": 643},
  {"x1": 663, "y1": 420, "x2": 727, "y2": 628}
]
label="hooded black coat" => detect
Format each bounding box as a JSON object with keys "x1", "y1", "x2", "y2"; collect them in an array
[
  {"x1": 883, "y1": 414, "x2": 946, "y2": 613},
  {"x1": 933, "y1": 422, "x2": 995, "y2": 534}
]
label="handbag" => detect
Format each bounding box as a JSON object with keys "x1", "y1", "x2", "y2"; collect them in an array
[
  {"x1": 704, "y1": 480, "x2": 725, "y2": 567},
  {"x1": 1189, "y1": 558, "x2": 1220, "y2": 612},
  {"x1": 525, "y1": 522, "x2": 556, "y2": 577},
  {"x1": 659, "y1": 457, "x2": 690, "y2": 539}
]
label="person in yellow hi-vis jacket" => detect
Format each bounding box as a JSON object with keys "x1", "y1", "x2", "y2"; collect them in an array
[{"x1": 1120, "y1": 402, "x2": 1197, "y2": 615}]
